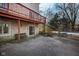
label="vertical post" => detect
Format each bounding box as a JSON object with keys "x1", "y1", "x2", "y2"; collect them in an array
[
  {"x1": 44, "y1": 19, "x2": 46, "y2": 34},
  {"x1": 34, "y1": 21, "x2": 35, "y2": 38},
  {"x1": 17, "y1": 19, "x2": 20, "y2": 40}
]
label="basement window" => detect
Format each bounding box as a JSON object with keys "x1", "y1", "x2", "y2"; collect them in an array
[
  {"x1": 3, "y1": 24, "x2": 9, "y2": 33},
  {"x1": 29, "y1": 26, "x2": 35, "y2": 35},
  {"x1": 0, "y1": 24, "x2": 9, "y2": 34}
]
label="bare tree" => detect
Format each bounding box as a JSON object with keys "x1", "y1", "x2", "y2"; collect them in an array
[{"x1": 55, "y1": 3, "x2": 79, "y2": 31}]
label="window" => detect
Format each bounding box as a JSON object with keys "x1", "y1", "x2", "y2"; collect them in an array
[
  {"x1": 29, "y1": 26, "x2": 35, "y2": 35},
  {"x1": 0, "y1": 3, "x2": 9, "y2": 8},
  {"x1": 0, "y1": 23, "x2": 9, "y2": 34},
  {"x1": 3, "y1": 24, "x2": 9, "y2": 33},
  {"x1": 0, "y1": 4, "x2": 3, "y2": 7},
  {"x1": 0, "y1": 3, "x2": 9, "y2": 11},
  {"x1": 0, "y1": 4, "x2": 4, "y2": 10},
  {"x1": 29, "y1": 11, "x2": 32, "y2": 18},
  {"x1": 29, "y1": 11, "x2": 34, "y2": 19}
]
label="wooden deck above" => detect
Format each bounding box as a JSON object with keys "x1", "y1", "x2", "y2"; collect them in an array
[{"x1": 0, "y1": 3, "x2": 46, "y2": 24}]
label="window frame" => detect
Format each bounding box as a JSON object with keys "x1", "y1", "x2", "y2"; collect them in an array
[
  {"x1": 29, "y1": 26, "x2": 35, "y2": 35},
  {"x1": 0, "y1": 23, "x2": 9, "y2": 35},
  {"x1": 0, "y1": 3, "x2": 9, "y2": 8},
  {"x1": 3, "y1": 24, "x2": 9, "y2": 34},
  {"x1": 0, "y1": 3, "x2": 9, "y2": 11}
]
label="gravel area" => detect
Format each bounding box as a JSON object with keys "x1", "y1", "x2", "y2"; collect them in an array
[{"x1": 0, "y1": 36, "x2": 79, "y2": 56}]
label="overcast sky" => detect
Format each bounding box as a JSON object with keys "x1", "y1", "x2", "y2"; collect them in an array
[
  {"x1": 39, "y1": 3, "x2": 58, "y2": 16},
  {"x1": 39, "y1": 3, "x2": 54, "y2": 10},
  {"x1": 40, "y1": 4, "x2": 58, "y2": 12}
]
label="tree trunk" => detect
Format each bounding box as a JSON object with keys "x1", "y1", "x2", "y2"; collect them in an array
[{"x1": 71, "y1": 22, "x2": 75, "y2": 32}]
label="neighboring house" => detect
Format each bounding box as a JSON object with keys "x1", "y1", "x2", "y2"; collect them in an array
[{"x1": 0, "y1": 3, "x2": 46, "y2": 40}]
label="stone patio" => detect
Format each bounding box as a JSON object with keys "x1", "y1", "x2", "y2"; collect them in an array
[{"x1": 0, "y1": 36, "x2": 79, "y2": 56}]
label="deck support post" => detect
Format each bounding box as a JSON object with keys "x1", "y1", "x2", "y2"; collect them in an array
[
  {"x1": 34, "y1": 21, "x2": 35, "y2": 38},
  {"x1": 17, "y1": 19, "x2": 20, "y2": 40}
]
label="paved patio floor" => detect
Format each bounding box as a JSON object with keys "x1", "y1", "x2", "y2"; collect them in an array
[{"x1": 0, "y1": 36, "x2": 79, "y2": 56}]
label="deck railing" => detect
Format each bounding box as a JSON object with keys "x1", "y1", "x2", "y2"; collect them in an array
[{"x1": 0, "y1": 3, "x2": 46, "y2": 23}]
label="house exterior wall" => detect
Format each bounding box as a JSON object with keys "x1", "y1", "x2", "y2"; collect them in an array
[
  {"x1": 9, "y1": 3, "x2": 39, "y2": 15},
  {"x1": 9, "y1": 3, "x2": 30, "y2": 17},
  {"x1": 0, "y1": 18, "x2": 12, "y2": 37},
  {"x1": 8, "y1": 3, "x2": 42, "y2": 22},
  {"x1": 0, "y1": 18, "x2": 15, "y2": 40},
  {"x1": 38, "y1": 24, "x2": 44, "y2": 32},
  {"x1": 0, "y1": 18, "x2": 40, "y2": 40},
  {"x1": 20, "y1": 22, "x2": 40, "y2": 37},
  {"x1": 21, "y1": 3, "x2": 39, "y2": 13},
  {"x1": 0, "y1": 3, "x2": 45, "y2": 40}
]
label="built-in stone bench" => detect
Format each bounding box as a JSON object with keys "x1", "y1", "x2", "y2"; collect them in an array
[{"x1": 15, "y1": 33, "x2": 27, "y2": 40}]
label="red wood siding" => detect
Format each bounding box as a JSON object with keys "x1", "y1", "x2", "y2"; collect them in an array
[
  {"x1": 0, "y1": 3, "x2": 46, "y2": 24},
  {"x1": 9, "y1": 3, "x2": 29, "y2": 18}
]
